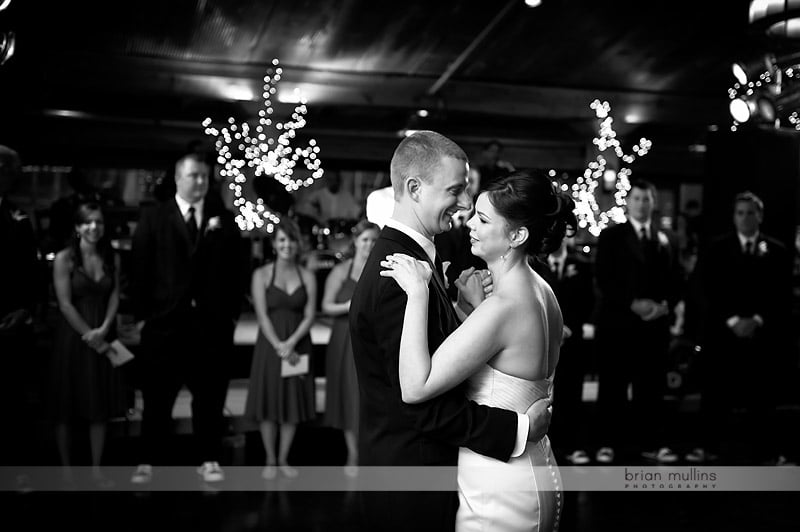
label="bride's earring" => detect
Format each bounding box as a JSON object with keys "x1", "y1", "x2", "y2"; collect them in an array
[{"x1": 501, "y1": 246, "x2": 512, "y2": 262}]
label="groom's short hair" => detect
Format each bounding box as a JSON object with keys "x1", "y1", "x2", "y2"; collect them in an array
[{"x1": 390, "y1": 131, "x2": 468, "y2": 196}]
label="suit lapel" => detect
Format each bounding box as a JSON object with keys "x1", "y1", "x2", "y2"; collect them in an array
[
  {"x1": 381, "y1": 227, "x2": 460, "y2": 330},
  {"x1": 168, "y1": 198, "x2": 194, "y2": 253},
  {"x1": 623, "y1": 222, "x2": 646, "y2": 263}
]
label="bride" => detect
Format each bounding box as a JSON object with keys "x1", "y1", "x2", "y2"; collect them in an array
[{"x1": 381, "y1": 171, "x2": 575, "y2": 532}]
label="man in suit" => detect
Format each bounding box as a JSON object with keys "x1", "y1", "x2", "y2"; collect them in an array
[
  {"x1": 542, "y1": 236, "x2": 596, "y2": 465},
  {"x1": 691, "y1": 191, "x2": 792, "y2": 464},
  {"x1": 349, "y1": 131, "x2": 551, "y2": 532},
  {"x1": 594, "y1": 179, "x2": 683, "y2": 464},
  {"x1": 130, "y1": 152, "x2": 248, "y2": 483},
  {"x1": 0, "y1": 146, "x2": 39, "y2": 479}
]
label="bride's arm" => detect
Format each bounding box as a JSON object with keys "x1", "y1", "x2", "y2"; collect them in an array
[{"x1": 381, "y1": 254, "x2": 506, "y2": 404}]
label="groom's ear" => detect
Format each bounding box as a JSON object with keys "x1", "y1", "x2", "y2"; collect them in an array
[{"x1": 406, "y1": 176, "x2": 421, "y2": 202}]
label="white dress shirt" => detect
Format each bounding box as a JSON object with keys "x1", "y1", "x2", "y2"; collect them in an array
[
  {"x1": 628, "y1": 216, "x2": 652, "y2": 240},
  {"x1": 174, "y1": 193, "x2": 204, "y2": 227}
]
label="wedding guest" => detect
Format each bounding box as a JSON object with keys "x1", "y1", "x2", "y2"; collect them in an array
[
  {"x1": 51, "y1": 202, "x2": 126, "y2": 485},
  {"x1": 0, "y1": 145, "x2": 39, "y2": 478},
  {"x1": 594, "y1": 179, "x2": 683, "y2": 464},
  {"x1": 691, "y1": 191, "x2": 793, "y2": 464},
  {"x1": 244, "y1": 217, "x2": 317, "y2": 479},
  {"x1": 321, "y1": 220, "x2": 379, "y2": 472},
  {"x1": 130, "y1": 152, "x2": 248, "y2": 484},
  {"x1": 543, "y1": 236, "x2": 596, "y2": 465}
]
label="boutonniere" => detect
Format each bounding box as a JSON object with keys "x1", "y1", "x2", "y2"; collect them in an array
[
  {"x1": 657, "y1": 231, "x2": 669, "y2": 247},
  {"x1": 11, "y1": 209, "x2": 28, "y2": 222},
  {"x1": 564, "y1": 263, "x2": 578, "y2": 278},
  {"x1": 205, "y1": 216, "x2": 222, "y2": 233},
  {"x1": 757, "y1": 240, "x2": 768, "y2": 257}
]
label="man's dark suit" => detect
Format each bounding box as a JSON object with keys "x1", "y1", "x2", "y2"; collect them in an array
[
  {"x1": 131, "y1": 194, "x2": 248, "y2": 464},
  {"x1": 594, "y1": 222, "x2": 682, "y2": 451},
  {"x1": 349, "y1": 226, "x2": 517, "y2": 532},
  {"x1": 0, "y1": 198, "x2": 39, "y2": 465},
  {"x1": 697, "y1": 232, "x2": 791, "y2": 457},
  {"x1": 540, "y1": 252, "x2": 595, "y2": 455}
]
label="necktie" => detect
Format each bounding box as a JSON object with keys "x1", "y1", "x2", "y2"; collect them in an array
[
  {"x1": 744, "y1": 240, "x2": 754, "y2": 255},
  {"x1": 639, "y1": 226, "x2": 649, "y2": 242},
  {"x1": 434, "y1": 254, "x2": 445, "y2": 283},
  {"x1": 186, "y1": 205, "x2": 199, "y2": 244},
  {"x1": 551, "y1": 259, "x2": 561, "y2": 278}
]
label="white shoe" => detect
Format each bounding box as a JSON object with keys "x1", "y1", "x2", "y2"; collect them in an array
[
  {"x1": 685, "y1": 447, "x2": 717, "y2": 463},
  {"x1": 197, "y1": 461, "x2": 225, "y2": 483},
  {"x1": 261, "y1": 464, "x2": 277, "y2": 480},
  {"x1": 131, "y1": 464, "x2": 153, "y2": 484},
  {"x1": 596, "y1": 447, "x2": 615, "y2": 463},
  {"x1": 278, "y1": 464, "x2": 298, "y2": 478},
  {"x1": 642, "y1": 447, "x2": 678, "y2": 463},
  {"x1": 565, "y1": 450, "x2": 591, "y2": 465}
]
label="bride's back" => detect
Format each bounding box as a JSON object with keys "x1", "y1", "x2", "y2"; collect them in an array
[{"x1": 487, "y1": 264, "x2": 563, "y2": 382}]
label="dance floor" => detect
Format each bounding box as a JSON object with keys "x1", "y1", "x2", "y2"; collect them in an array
[{"x1": 3, "y1": 313, "x2": 798, "y2": 532}]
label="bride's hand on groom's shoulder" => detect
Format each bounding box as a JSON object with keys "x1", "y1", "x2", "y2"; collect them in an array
[{"x1": 380, "y1": 253, "x2": 431, "y2": 297}]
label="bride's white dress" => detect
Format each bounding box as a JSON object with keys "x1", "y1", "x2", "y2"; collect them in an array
[{"x1": 456, "y1": 364, "x2": 562, "y2": 532}]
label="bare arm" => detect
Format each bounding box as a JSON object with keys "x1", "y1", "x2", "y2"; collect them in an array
[
  {"x1": 82, "y1": 254, "x2": 121, "y2": 352},
  {"x1": 100, "y1": 254, "x2": 121, "y2": 334},
  {"x1": 53, "y1": 251, "x2": 92, "y2": 336},
  {"x1": 252, "y1": 266, "x2": 282, "y2": 349},
  {"x1": 285, "y1": 267, "x2": 317, "y2": 349},
  {"x1": 381, "y1": 254, "x2": 505, "y2": 404},
  {"x1": 321, "y1": 262, "x2": 350, "y2": 315}
]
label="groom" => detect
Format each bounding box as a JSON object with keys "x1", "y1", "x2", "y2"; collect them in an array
[{"x1": 350, "y1": 131, "x2": 551, "y2": 532}]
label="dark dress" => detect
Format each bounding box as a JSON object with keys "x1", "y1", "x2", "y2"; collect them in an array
[
  {"x1": 324, "y1": 261, "x2": 359, "y2": 432},
  {"x1": 50, "y1": 265, "x2": 125, "y2": 423},
  {"x1": 244, "y1": 264, "x2": 316, "y2": 424}
]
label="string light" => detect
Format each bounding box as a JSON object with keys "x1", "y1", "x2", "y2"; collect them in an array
[
  {"x1": 568, "y1": 100, "x2": 652, "y2": 237},
  {"x1": 725, "y1": 60, "x2": 800, "y2": 130},
  {"x1": 202, "y1": 59, "x2": 325, "y2": 232}
]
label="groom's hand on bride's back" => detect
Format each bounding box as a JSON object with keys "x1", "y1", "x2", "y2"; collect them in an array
[{"x1": 525, "y1": 397, "x2": 552, "y2": 442}]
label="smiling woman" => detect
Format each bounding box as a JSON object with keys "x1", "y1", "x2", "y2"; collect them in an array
[{"x1": 50, "y1": 201, "x2": 125, "y2": 486}]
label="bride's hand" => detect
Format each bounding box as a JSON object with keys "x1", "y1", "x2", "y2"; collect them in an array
[{"x1": 379, "y1": 253, "x2": 431, "y2": 297}]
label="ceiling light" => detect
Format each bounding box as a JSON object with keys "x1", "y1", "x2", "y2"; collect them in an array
[
  {"x1": 0, "y1": 31, "x2": 14, "y2": 66},
  {"x1": 730, "y1": 98, "x2": 753, "y2": 123},
  {"x1": 0, "y1": 0, "x2": 11, "y2": 12},
  {"x1": 732, "y1": 63, "x2": 748, "y2": 85},
  {"x1": 525, "y1": 0, "x2": 542, "y2": 6}
]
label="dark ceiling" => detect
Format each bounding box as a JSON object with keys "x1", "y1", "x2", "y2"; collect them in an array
[{"x1": 0, "y1": 0, "x2": 775, "y2": 176}]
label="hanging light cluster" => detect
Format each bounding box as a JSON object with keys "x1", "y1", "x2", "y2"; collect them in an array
[
  {"x1": 568, "y1": 100, "x2": 652, "y2": 237},
  {"x1": 202, "y1": 59, "x2": 325, "y2": 232},
  {"x1": 726, "y1": 53, "x2": 800, "y2": 131}
]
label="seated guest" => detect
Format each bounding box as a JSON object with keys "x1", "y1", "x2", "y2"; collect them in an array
[
  {"x1": 322, "y1": 220, "x2": 379, "y2": 473},
  {"x1": 295, "y1": 172, "x2": 362, "y2": 227},
  {"x1": 244, "y1": 217, "x2": 317, "y2": 479}
]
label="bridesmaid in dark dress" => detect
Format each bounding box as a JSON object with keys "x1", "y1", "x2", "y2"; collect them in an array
[
  {"x1": 322, "y1": 220, "x2": 379, "y2": 472},
  {"x1": 244, "y1": 218, "x2": 317, "y2": 479},
  {"x1": 51, "y1": 202, "x2": 125, "y2": 485}
]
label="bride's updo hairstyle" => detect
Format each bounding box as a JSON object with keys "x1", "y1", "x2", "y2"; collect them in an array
[{"x1": 485, "y1": 171, "x2": 577, "y2": 257}]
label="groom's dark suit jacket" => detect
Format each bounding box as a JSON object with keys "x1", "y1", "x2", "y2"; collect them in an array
[
  {"x1": 349, "y1": 226, "x2": 517, "y2": 531},
  {"x1": 350, "y1": 226, "x2": 517, "y2": 465}
]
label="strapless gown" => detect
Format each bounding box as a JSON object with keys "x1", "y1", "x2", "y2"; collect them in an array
[{"x1": 457, "y1": 364, "x2": 562, "y2": 532}]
